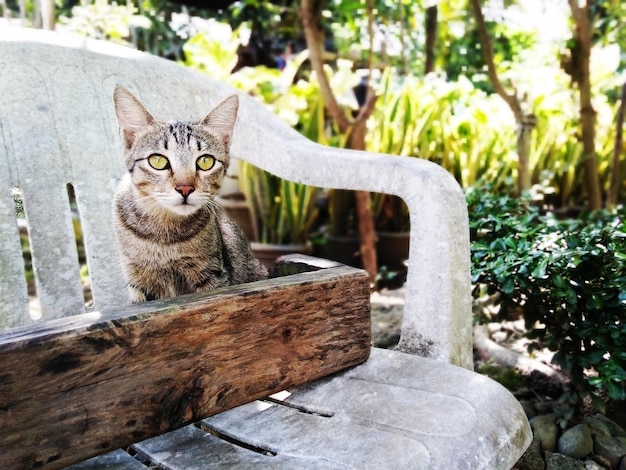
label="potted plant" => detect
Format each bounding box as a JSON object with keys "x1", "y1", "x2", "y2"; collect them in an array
[
  {"x1": 371, "y1": 193, "x2": 410, "y2": 270},
  {"x1": 239, "y1": 161, "x2": 319, "y2": 270},
  {"x1": 323, "y1": 189, "x2": 361, "y2": 266}
]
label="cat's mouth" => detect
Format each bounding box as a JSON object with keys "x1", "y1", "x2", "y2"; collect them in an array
[
  {"x1": 162, "y1": 196, "x2": 201, "y2": 216},
  {"x1": 172, "y1": 201, "x2": 200, "y2": 215}
]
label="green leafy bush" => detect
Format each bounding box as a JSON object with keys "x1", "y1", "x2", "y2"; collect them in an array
[{"x1": 468, "y1": 187, "x2": 626, "y2": 405}]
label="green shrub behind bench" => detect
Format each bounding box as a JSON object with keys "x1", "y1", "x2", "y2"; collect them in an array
[{"x1": 468, "y1": 188, "x2": 626, "y2": 412}]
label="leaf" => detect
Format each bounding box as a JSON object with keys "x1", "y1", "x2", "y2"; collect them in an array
[
  {"x1": 532, "y1": 258, "x2": 548, "y2": 278},
  {"x1": 502, "y1": 277, "x2": 515, "y2": 295},
  {"x1": 553, "y1": 274, "x2": 566, "y2": 289},
  {"x1": 607, "y1": 381, "x2": 626, "y2": 401}
]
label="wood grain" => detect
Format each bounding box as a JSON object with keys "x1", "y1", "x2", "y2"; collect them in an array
[{"x1": 0, "y1": 264, "x2": 370, "y2": 469}]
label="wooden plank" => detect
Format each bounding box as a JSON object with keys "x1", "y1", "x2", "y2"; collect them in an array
[{"x1": 0, "y1": 266, "x2": 370, "y2": 470}]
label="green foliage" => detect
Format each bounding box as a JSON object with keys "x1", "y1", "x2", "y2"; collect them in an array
[
  {"x1": 58, "y1": 0, "x2": 151, "y2": 46},
  {"x1": 181, "y1": 22, "x2": 242, "y2": 82},
  {"x1": 468, "y1": 187, "x2": 626, "y2": 403},
  {"x1": 365, "y1": 54, "x2": 624, "y2": 206},
  {"x1": 239, "y1": 162, "x2": 318, "y2": 245},
  {"x1": 477, "y1": 361, "x2": 526, "y2": 391},
  {"x1": 367, "y1": 70, "x2": 518, "y2": 190},
  {"x1": 442, "y1": 20, "x2": 536, "y2": 93}
]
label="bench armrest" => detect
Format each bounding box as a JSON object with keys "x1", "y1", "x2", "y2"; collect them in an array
[{"x1": 232, "y1": 101, "x2": 472, "y2": 367}]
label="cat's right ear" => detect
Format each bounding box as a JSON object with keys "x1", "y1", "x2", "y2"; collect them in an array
[{"x1": 113, "y1": 86, "x2": 155, "y2": 148}]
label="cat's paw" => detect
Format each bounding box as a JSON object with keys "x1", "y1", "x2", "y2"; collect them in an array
[{"x1": 128, "y1": 285, "x2": 148, "y2": 303}]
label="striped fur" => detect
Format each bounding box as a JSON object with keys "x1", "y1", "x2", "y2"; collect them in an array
[{"x1": 112, "y1": 86, "x2": 268, "y2": 302}]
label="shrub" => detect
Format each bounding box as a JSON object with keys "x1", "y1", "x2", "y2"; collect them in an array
[{"x1": 468, "y1": 187, "x2": 626, "y2": 408}]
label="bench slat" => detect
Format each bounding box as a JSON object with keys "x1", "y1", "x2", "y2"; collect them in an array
[
  {"x1": 0, "y1": 69, "x2": 31, "y2": 328},
  {"x1": 0, "y1": 134, "x2": 30, "y2": 329},
  {"x1": 0, "y1": 181, "x2": 29, "y2": 328},
  {"x1": 47, "y1": 65, "x2": 129, "y2": 310},
  {"x1": 197, "y1": 348, "x2": 530, "y2": 470},
  {"x1": 0, "y1": 64, "x2": 84, "y2": 320},
  {"x1": 0, "y1": 266, "x2": 370, "y2": 470},
  {"x1": 133, "y1": 424, "x2": 332, "y2": 469}
]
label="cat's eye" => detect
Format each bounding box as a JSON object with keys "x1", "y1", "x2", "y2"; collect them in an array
[
  {"x1": 197, "y1": 155, "x2": 216, "y2": 171},
  {"x1": 148, "y1": 154, "x2": 170, "y2": 170}
]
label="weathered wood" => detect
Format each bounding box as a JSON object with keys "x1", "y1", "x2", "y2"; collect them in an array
[{"x1": 0, "y1": 266, "x2": 370, "y2": 470}]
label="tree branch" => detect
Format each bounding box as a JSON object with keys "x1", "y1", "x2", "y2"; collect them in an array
[
  {"x1": 300, "y1": 0, "x2": 378, "y2": 284},
  {"x1": 468, "y1": 0, "x2": 522, "y2": 120},
  {"x1": 301, "y1": 0, "x2": 376, "y2": 131},
  {"x1": 567, "y1": 0, "x2": 583, "y2": 26},
  {"x1": 300, "y1": 0, "x2": 351, "y2": 132}
]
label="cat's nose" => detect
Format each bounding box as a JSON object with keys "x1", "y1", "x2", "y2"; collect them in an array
[{"x1": 175, "y1": 184, "x2": 195, "y2": 198}]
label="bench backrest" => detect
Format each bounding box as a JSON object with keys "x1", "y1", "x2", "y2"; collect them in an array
[{"x1": 0, "y1": 28, "x2": 472, "y2": 368}]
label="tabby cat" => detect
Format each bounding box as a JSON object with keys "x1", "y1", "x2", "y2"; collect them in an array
[{"x1": 112, "y1": 86, "x2": 268, "y2": 303}]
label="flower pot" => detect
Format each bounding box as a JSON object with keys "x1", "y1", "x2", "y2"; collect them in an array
[
  {"x1": 376, "y1": 231, "x2": 410, "y2": 270},
  {"x1": 251, "y1": 242, "x2": 313, "y2": 273},
  {"x1": 325, "y1": 234, "x2": 362, "y2": 268}
]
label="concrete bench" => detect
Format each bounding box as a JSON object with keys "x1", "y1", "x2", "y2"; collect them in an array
[{"x1": 0, "y1": 28, "x2": 531, "y2": 469}]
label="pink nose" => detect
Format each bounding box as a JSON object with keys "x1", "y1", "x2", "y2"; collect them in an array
[{"x1": 175, "y1": 184, "x2": 195, "y2": 198}]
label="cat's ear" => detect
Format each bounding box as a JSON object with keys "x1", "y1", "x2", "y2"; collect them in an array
[
  {"x1": 113, "y1": 86, "x2": 156, "y2": 148},
  {"x1": 199, "y1": 95, "x2": 239, "y2": 149}
]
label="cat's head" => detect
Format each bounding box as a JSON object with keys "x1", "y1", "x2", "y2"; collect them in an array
[{"x1": 113, "y1": 86, "x2": 238, "y2": 216}]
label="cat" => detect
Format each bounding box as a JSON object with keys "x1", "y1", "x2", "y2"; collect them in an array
[{"x1": 112, "y1": 86, "x2": 268, "y2": 303}]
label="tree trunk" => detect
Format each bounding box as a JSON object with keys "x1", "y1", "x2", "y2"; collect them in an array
[
  {"x1": 18, "y1": 0, "x2": 25, "y2": 23},
  {"x1": 349, "y1": 121, "x2": 378, "y2": 284},
  {"x1": 33, "y1": 0, "x2": 41, "y2": 28},
  {"x1": 579, "y1": 45, "x2": 602, "y2": 210},
  {"x1": 398, "y1": 0, "x2": 408, "y2": 75},
  {"x1": 424, "y1": 5, "x2": 438, "y2": 74},
  {"x1": 516, "y1": 115, "x2": 535, "y2": 195},
  {"x1": 40, "y1": 0, "x2": 55, "y2": 30},
  {"x1": 607, "y1": 82, "x2": 626, "y2": 207},
  {"x1": 469, "y1": 0, "x2": 534, "y2": 196},
  {"x1": 300, "y1": 0, "x2": 378, "y2": 284},
  {"x1": 568, "y1": 1, "x2": 602, "y2": 210}
]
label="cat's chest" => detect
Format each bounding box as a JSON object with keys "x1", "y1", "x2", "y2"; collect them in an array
[
  {"x1": 124, "y1": 229, "x2": 229, "y2": 294},
  {"x1": 126, "y1": 228, "x2": 221, "y2": 268}
]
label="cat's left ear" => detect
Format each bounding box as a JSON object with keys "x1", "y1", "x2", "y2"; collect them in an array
[{"x1": 199, "y1": 95, "x2": 239, "y2": 149}]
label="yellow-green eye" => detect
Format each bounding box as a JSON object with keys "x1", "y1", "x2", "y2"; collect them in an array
[
  {"x1": 148, "y1": 154, "x2": 170, "y2": 170},
  {"x1": 197, "y1": 155, "x2": 216, "y2": 171}
]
